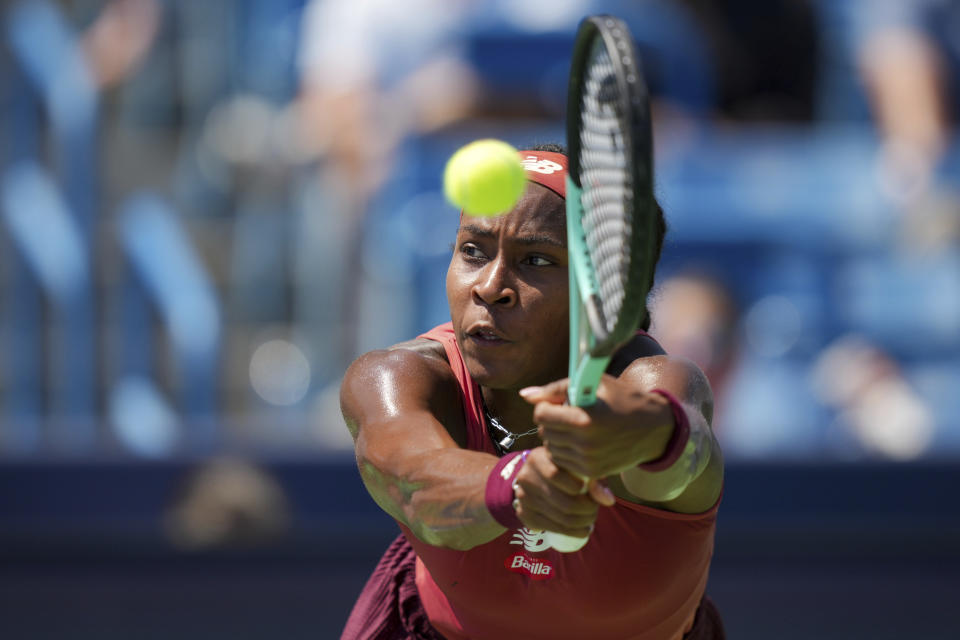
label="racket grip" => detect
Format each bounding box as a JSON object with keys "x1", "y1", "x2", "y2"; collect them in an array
[
  {"x1": 544, "y1": 531, "x2": 590, "y2": 553},
  {"x1": 543, "y1": 470, "x2": 594, "y2": 552}
]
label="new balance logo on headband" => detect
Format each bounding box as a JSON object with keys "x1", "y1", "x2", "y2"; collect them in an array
[
  {"x1": 518, "y1": 150, "x2": 568, "y2": 199},
  {"x1": 521, "y1": 156, "x2": 564, "y2": 175}
]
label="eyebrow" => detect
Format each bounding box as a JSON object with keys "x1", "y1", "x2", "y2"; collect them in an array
[{"x1": 460, "y1": 224, "x2": 567, "y2": 249}]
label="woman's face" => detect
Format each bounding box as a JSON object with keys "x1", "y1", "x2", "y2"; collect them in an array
[{"x1": 446, "y1": 183, "x2": 569, "y2": 390}]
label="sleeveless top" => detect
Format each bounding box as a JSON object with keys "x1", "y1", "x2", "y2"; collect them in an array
[{"x1": 401, "y1": 322, "x2": 719, "y2": 640}]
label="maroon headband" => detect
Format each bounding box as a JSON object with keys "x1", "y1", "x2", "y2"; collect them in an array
[{"x1": 519, "y1": 150, "x2": 567, "y2": 199}]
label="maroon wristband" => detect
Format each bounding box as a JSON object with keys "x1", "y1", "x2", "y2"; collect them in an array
[
  {"x1": 640, "y1": 389, "x2": 691, "y2": 472},
  {"x1": 485, "y1": 450, "x2": 529, "y2": 530}
]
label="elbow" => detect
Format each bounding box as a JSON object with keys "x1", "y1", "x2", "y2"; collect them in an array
[
  {"x1": 621, "y1": 438, "x2": 724, "y2": 514},
  {"x1": 620, "y1": 433, "x2": 717, "y2": 504},
  {"x1": 402, "y1": 497, "x2": 501, "y2": 551},
  {"x1": 620, "y1": 469, "x2": 689, "y2": 502}
]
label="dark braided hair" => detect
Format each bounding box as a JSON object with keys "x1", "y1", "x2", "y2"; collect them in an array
[{"x1": 526, "y1": 143, "x2": 667, "y2": 331}]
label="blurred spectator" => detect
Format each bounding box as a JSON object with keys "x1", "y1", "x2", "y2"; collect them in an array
[
  {"x1": 296, "y1": 0, "x2": 480, "y2": 201},
  {"x1": 806, "y1": 0, "x2": 958, "y2": 461},
  {"x1": 79, "y1": 0, "x2": 161, "y2": 90},
  {"x1": 649, "y1": 271, "x2": 741, "y2": 435},
  {"x1": 293, "y1": 0, "x2": 481, "y2": 367},
  {"x1": 851, "y1": 0, "x2": 957, "y2": 185},
  {"x1": 164, "y1": 456, "x2": 292, "y2": 549},
  {"x1": 821, "y1": 0, "x2": 960, "y2": 249},
  {"x1": 811, "y1": 335, "x2": 935, "y2": 461}
]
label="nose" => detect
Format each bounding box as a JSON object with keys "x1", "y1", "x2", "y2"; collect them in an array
[{"x1": 472, "y1": 255, "x2": 517, "y2": 307}]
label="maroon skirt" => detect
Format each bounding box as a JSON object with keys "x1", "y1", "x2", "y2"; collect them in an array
[
  {"x1": 341, "y1": 534, "x2": 445, "y2": 640},
  {"x1": 341, "y1": 534, "x2": 725, "y2": 640}
]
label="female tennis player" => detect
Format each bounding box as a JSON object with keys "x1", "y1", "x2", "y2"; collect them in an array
[{"x1": 339, "y1": 146, "x2": 725, "y2": 640}]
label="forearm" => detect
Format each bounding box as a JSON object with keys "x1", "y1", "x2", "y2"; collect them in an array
[
  {"x1": 608, "y1": 357, "x2": 722, "y2": 510},
  {"x1": 859, "y1": 29, "x2": 948, "y2": 159},
  {"x1": 619, "y1": 410, "x2": 714, "y2": 503},
  {"x1": 359, "y1": 446, "x2": 505, "y2": 550}
]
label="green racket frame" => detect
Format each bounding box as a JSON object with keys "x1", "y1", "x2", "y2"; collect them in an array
[
  {"x1": 564, "y1": 15, "x2": 655, "y2": 409},
  {"x1": 565, "y1": 176, "x2": 614, "y2": 407},
  {"x1": 545, "y1": 14, "x2": 656, "y2": 553}
]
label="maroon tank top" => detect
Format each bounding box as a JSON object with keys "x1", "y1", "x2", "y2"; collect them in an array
[{"x1": 399, "y1": 323, "x2": 719, "y2": 640}]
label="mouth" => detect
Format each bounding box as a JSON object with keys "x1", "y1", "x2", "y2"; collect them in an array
[{"x1": 466, "y1": 324, "x2": 510, "y2": 346}]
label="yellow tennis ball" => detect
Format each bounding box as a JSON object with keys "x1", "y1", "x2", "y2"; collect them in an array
[{"x1": 444, "y1": 139, "x2": 527, "y2": 217}]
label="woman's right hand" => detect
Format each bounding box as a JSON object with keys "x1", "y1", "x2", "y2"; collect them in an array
[{"x1": 511, "y1": 447, "x2": 615, "y2": 538}]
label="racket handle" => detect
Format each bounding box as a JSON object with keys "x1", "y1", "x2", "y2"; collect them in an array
[
  {"x1": 543, "y1": 470, "x2": 594, "y2": 552},
  {"x1": 544, "y1": 531, "x2": 590, "y2": 553}
]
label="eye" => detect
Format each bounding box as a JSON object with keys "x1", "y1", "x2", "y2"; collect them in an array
[
  {"x1": 524, "y1": 255, "x2": 554, "y2": 267},
  {"x1": 459, "y1": 243, "x2": 488, "y2": 261}
]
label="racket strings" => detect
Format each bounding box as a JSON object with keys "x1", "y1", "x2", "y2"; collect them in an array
[{"x1": 578, "y1": 39, "x2": 633, "y2": 333}]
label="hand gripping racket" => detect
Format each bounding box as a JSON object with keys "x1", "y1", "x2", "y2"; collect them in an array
[{"x1": 544, "y1": 15, "x2": 658, "y2": 553}]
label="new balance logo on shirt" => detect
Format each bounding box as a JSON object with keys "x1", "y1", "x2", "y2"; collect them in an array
[{"x1": 510, "y1": 527, "x2": 550, "y2": 552}]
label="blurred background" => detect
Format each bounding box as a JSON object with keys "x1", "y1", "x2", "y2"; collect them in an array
[{"x1": 1, "y1": 0, "x2": 958, "y2": 638}]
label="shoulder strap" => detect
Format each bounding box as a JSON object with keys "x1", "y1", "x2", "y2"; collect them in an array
[{"x1": 417, "y1": 323, "x2": 495, "y2": 454}]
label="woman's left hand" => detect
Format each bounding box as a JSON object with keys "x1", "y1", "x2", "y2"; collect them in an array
[{"x1": 520, "y1": 375, "x2": 675, "y2": 480}]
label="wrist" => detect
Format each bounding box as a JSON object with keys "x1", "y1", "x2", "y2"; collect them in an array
[
  {"x1": 638, "y1": 389, "x2": 690, "y2": 472},
  {"x1": 484, "y1": 450, "x2": 529, "y2": 530}
]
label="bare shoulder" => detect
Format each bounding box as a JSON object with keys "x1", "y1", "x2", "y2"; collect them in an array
[
  {"x1": 345, "y1": 337, "x2": 449, "y2": 380},
  {"x1": 607, "y1": 332, "x2": 665, "y2": 374},
  {"x1": 386, "y1": 337, "x2": 450, "y2": 359},
  {"x1": 340, "y1": 338, "x2": 467, "y2": 446},
  {"x1": 619, "y1": 353, "x2": 715, "y2": 426}
]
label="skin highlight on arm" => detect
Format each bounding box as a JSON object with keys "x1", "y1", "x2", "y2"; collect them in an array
[{"x1": 341, "y1": 345, "x2": 505, "y2": 550}]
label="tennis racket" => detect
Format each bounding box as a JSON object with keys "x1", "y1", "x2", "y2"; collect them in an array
[{"x1": 544, "y1": 15, "x2": 658, "y2": 553}]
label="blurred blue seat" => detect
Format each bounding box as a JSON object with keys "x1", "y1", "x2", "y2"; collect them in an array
[
  {"x1": 0, "y1": 43, "x2": 44, "y2": 451},
  {"x1": 905, "y1": 360, "x2": 960, "y2": 455},
  {"x1": 718, "y1": 353, "x2": 829, "y2": 460},
  {"x1": 1, "y1": 0, "x2": 98, "y2": 451},
  {"x1": 833, "y1": 251, "x2": 960, "y2": 360},
  {"x1": 658, "y1": 126, "x2": 895, "y2": 251},
  {"x1": 114, "y1": 193, "x2": 222, "y2": 450}
]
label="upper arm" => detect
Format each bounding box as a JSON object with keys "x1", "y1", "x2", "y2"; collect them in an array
[
  {"x1": 340, "y1": 344, "x2": 505, "y2": 549},
  {"x1": 339, "y1": 346, "x2": 465, "y2": 516},
  {"x1": 615, "y1": 355, "x2": 724, "y2": 513},
  {"x1": 341, "y1": 342, "x2": 466, "y2": 457}
]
